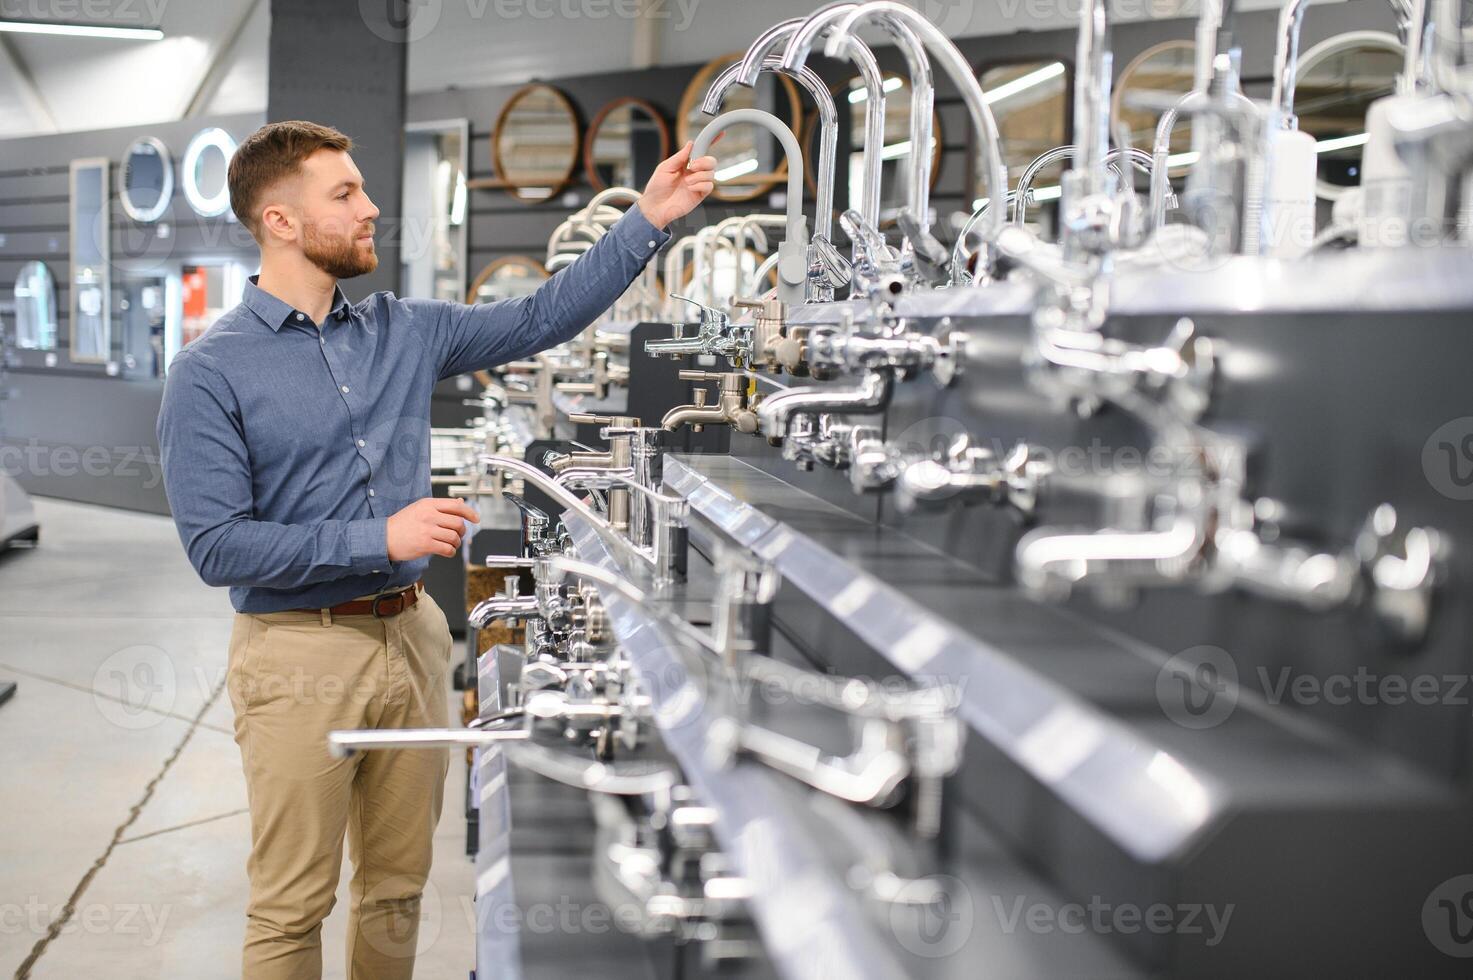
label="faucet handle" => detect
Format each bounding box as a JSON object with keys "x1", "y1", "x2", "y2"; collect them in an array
[
  {"x1": 566, "y1": 412, "x2": 616, "y2": 426},
  {"x1": 668, "y1": 293, "x2": 728, "y2": 327},
  {"x1": 677, "y1": 369, "x2": 725, "y2": 383}
]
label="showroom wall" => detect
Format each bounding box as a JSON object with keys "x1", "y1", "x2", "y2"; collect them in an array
[
  {"x1": 0, "y1": 2, "x2": 1396, "y2": 515},
  {"x1": 0, "y1": 112, "x2": 264, "y2": 514}
]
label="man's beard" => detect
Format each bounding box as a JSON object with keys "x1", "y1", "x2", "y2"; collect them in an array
[{"x1": 303, "y1": 222, "x2": 378, "y2": 279}]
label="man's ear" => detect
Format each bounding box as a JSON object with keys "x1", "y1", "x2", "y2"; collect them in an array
[{"x1": 259, "y1": 202, "x2": 296, "y2": 244}]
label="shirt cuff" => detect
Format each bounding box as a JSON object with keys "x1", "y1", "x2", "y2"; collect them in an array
[
  {"x1": 609, "y1": 206, "x2": 671, "y2": 262},
  {"x1": 348, "y1": 517, "x2": 391, "y2": 573}
]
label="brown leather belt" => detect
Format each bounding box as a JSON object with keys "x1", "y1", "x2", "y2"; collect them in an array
[{"x1": 297, "y1": 581, "x2": 423, "y2": 618}]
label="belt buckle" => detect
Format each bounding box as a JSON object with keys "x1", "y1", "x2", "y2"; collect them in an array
[{"x1": 371, "y1": 591, "x2": 397, "y2": 618}]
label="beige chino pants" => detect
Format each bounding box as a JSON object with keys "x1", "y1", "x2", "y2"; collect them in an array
[{"x1": 226, "y1": 583, "x2": 453, "y2": 980}]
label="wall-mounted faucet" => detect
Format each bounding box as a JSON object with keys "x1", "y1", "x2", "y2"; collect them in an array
[
  {"x1": 755, "y1": 369, "x2": 893, "y2": 446},
  {"x1": 662, "y1": 371, "x2": 761, "y2": 435},
  {"x1": 643, "y1": 294, "x2": 753, "y2": 366}
]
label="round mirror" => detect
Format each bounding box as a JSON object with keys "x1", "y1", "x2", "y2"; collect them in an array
[
  {"x1": 181, "y1": 128, "x2": 237, "y2": 217},
  {"x1": 468, "y1": 256, "x2": 549, "y2": 304},
  {"x1": 678, "y1": 52, "x2": 804, "y2": 203},
  {"x1": 13, "y1": 261, "x2": 58, "y2": 352},
  {"x1": 1113, "y1": 41, "x2": 1198, "y2": 177},
  {"x1": 493, "y1": 84, "x2": 581, "y2": 203},
  {"x1": 1292, "y1": 31, "x2": 1402, "y2": 201},
  {"x1": 805, "y1": 72, "x2": 943, "y2": 225},
  {"x1": 119, "y1": 136, "x2": 174, "y2": 223},
  {"x1": 975, "y1": 59, "x2": 1069, "y2": 217},
  {"x1": 584, "y1": 98, "x2": 670, "y2": 193}
]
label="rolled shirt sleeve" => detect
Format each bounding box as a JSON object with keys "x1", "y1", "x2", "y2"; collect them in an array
[
  {"x1": 157, "y1": 350, "x2": 391, "y2": 590},
  {"x1": 416, "y1": 205, "x2": 669, "y2": 380}
]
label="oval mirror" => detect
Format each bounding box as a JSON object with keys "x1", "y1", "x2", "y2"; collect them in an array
[
  {"x1": 119, "y1": 136, "x2": 174, "y2": 224},
  {"x1": 584, "y1": 97, "x2": 670, "y2": 193},
  {"x1": 975, "y1": 59, "x2": 1069, "y2": 218},
  {"x1": 468, "y1": 256, "x2": 549, "y2": 304},
  {"x1": 1112, "y1": 41, "x2": 1197, "y2": 178},
  {"x1": 678, "y1": 52, "x2": 804, "y2": 203},
  {"x1": 1292, "y1": 31, "x2": 1403, "y2": 201},
  {"x1": 13, "y1": 261, "x2": 58, "y2": 352},
  {"x1": 805, "y1": 72, "x2": 943, "y2": 225},
  {"x1": 181, "y1": 128, "x2": 237, "y2": 217},
  {"x1": 493, "y1": 84, "x2": 581, "y2": 203}
]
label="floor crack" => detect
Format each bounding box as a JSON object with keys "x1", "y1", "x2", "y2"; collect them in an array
[{"x1": 13, "y1": 674, "x2": 228, "y2": 979}]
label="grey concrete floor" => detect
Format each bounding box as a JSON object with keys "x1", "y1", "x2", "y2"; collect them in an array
[{"x1": 0, "y1": 497, "x2": 478, "y2": 979}]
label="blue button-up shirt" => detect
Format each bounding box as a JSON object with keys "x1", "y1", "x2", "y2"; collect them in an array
[{"x1": 158, "y1": 207, "x2": 668, "y2": 613}]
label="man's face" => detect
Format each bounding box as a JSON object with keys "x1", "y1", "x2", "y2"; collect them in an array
[{"x1": 274, "y1": 148, "x2": 381, "y2": 278}]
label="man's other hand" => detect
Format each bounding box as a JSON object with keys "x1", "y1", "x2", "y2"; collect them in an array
[
  {"x1": 637, "y1": 141, "x2": 718, "y2": 230},
  {"x1": 387, "y1": 497, "x2": 480, "y2": 561}
]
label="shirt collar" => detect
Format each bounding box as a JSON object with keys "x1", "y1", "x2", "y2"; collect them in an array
[{"x1": 243, "y1": 275, "x2": 353, "y2": 332}]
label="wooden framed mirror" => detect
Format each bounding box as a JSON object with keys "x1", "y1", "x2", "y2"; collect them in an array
[
  {"x1": 678, "y1": 52, "x2": 803, "y2": 203},
  {"x1": 584, "y1": 97, "x2": 670, "y2": 193},
  {"x1": 1292, "y1": 30, "x2": 1402, "y2": 201},
  {"x1": 467, "y1": 256, "x2": 549, "y2": 304},
  {"x1": 974, "y1": 59, "x2": 1069, "y2": 214},
  {"x1": 1112, "y1": 41, "x2": 1197, "y2": 178},
  {"x1": 491, "y1": 84, "x2": 581, "y2": 203},
  {"x1": 803, "y1": 72, "x2": 943, "y2": 225}
]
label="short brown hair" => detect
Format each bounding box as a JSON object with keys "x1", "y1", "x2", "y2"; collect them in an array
[{"x1": 228, "y1": 120, "x2": 353, "y2": 241}]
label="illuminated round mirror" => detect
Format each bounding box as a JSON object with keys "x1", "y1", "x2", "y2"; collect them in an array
[
  {"x1": 119, "y1": 136, "x2": 173, "y2": 223},
  {"x1": 1292, "y1": 31, "x2": 1402, "y2": 201},
  {"x1": 678, "y1": 52, "x2": 803, "y2": 203},
  {"x1": 13, "y1": 261, "x2": 58, "y2": 352},
  {"x1": 805, "y1": 72, "x2": 943, "y2": 225},
  {"x1": 182, "y1": 128, "x2": 237, "y2": 218},
  {"x1": 584, "y1": 98, "x2": 670, "y2": 193},
  {"x1": 976, "y1": 60, "x2": 1069, "y2": 216},
  {"x1": 493, "y1": 84, "x2": 581, "y2": 203},
  {"x1": 468, "y1": 256, "x2": 549, "y2": 304},
  {"x1": 1113, "y1": 41, "x2": 1197, "y2": 178}
]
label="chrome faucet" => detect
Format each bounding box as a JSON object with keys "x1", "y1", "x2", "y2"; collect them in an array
[
  {"x1": 755, "y1": 369, "x2": 893, "y2": 445},
  {"x1": 804, "y1": 2, "x2": 1012, "y2": 278},
  {"x1": 643, "y1": 294, "x2": 753, "y2": 366},
  {"x1": 805, "y1": 321, "x2": 966, "y2": 386},
  {"x1": 756, "y1": 5, "x2": 886, "y2": 240}
]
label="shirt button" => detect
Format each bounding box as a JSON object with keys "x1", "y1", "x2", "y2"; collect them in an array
[
  {"x1": 647, "y1": 240, "x2": 657, "y2": 248},
  {"x1": 368, "y1": 488, "x2": 376, "y2": 497},
  {"x1": 296, "y1": 313, "x2": 304, "y2": 321},
  {"x1": 357, "y1": 439, "x2": 366, "y2": 448},
  {"x1": 341, "y1": 385, "x2": 350, "y2": 393}
]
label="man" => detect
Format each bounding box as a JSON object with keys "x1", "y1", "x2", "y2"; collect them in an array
[{"x1": 156, "y1": 119, "x2": 715, "y2": 979}]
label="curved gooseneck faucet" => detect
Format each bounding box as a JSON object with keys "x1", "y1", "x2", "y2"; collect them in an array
[
  {"x1": 702, "y1": 56, "x2": 836, "y2": 245},
  {"x1": 743, "y1": 9, "x2": 886, "y2": 235},
  {"x1": 1147, "y1": 86, "x2": 1260, "y2": 231},
  {"x1": 692, "y1": 109, "x2": 809, "y2": 307},
  {"x1": 784, "y1": 2, "x2": 935, "y2": 239},
  {"x1": 814, "y1": 3, "x2": 1011, "y2": 258}
]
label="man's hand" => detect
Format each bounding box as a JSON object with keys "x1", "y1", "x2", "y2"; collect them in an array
[
  {"x1": 637, "y1": 141, "x2": 718, "y2": 230},
  {"x1": 387, "y1": 497, "x2": 480, "y2": 561}
]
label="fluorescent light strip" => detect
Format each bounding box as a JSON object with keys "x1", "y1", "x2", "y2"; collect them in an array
[
  {"x1": 971, "y1": 185, "x2": 1061, "y2": 211},
  {"x1": 848, "y1": 76, "x2": 905, "y2": 104},
  {"x1": 715, "y1": 157, "x2": 760, "y2": 181},
  {"x1": 1314, "y1": 132, "x2": 1369, "y2": 154},
  {"x1": 880, "y1": 137, "x2": 937, "y2": 161},
  {"x1": 0, "y1": 19, "x2": 162, "y2": 39},
  {"x1": 983, "y1": 61, "x2": 1065, "y2": 105}
]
